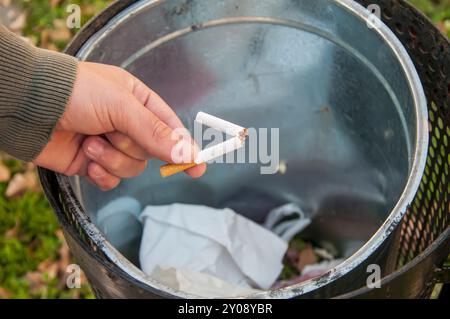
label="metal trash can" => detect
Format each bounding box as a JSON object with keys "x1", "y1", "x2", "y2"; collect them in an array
[{"x1": 38, "y1": 0, "x2": 449, "y2": 298}]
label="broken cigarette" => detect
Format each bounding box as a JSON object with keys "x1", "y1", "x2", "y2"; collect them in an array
[
  {"x1": 195, "y1": 135, "x2": 245, "y2": 164},
  {"x1": 160, "y1": 112, "x2": 248, "y2": 177},
  {"x1": 196, "y1": 112, "x2": 245, "y2": 137}
]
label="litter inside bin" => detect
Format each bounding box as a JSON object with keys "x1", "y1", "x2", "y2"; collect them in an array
[
  {"x1": 264, "y1": 203, "x2": 311, "y2": 242},
  {"x1": 139, "y1": 203, "x2": 287, "y2": 290},
  {"x1": 273, "y1": 258, "x2": 344, "y2": 289},
  {"x1": 132, "y1": 199, "x2": 344, "y2": 297},
  {"x1": 94, "y1": 196, "x2": 344, "y2": 297},
  {"x1": 274, "y1": 236, "x2": 343, "y2": 289}
]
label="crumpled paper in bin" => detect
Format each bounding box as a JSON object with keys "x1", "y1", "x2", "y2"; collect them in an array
[{"x1": 139, "y1": 203, "x2": 288, "y2": 290}]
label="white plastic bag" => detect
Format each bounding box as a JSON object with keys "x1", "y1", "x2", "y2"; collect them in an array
[{"x1": 151, "y1": 266, "x2": 261, "y2": 298}]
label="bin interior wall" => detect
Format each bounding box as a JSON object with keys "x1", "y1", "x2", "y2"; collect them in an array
[
  {"x1": 70, "y1": 0, "x2": 418, "y2": 268},
  {"x1": 36, "y1": 0, "x2": 447, "y2": 299}
]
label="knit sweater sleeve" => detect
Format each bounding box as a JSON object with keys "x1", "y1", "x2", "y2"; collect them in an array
[{"x1": 0, "y1": 25, "x2": 78, "y2": 161}]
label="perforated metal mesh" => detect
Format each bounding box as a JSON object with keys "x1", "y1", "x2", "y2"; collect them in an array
[{"x1": 355, "y1": 0, "x2": 449, "y2": 269}]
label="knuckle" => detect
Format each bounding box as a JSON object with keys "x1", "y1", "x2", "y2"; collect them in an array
[{"x1": 151, "y1": 120, "x2": 172, "y2": 140}]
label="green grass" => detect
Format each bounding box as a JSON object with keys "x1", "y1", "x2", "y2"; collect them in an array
[
  {"x1": 0, "y1": 0, "x2": 111, "y2": 299},
  {"x1": 0, "y1": 160, "x2": 94, "y2": 299},
  {"x1": 0, "y1": 179, "x2": 94, "y2": 298},
  {"x1": 17, "y1": 0, "x2": 111, "y2": 50},
  {"x1": 408, "y1": 0, "x2": 450, "y2": 37}
]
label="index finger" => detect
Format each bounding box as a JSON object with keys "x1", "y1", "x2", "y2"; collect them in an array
[{"x1": 127, "y1": 74, "x2": 207, "y2": 177}]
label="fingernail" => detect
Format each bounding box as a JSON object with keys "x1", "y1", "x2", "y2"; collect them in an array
[{"x1": 86, "y1": 139, "x2": 104, "y2": 159}]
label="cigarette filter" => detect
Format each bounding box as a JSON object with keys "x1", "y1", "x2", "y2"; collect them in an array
[{"x1": 160, "y1": 163, "x2": 198, "y2": 178}]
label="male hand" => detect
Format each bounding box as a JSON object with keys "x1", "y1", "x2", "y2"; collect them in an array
[{"x1": 34, "y1": 62, "x2": 206, "y2": 190}]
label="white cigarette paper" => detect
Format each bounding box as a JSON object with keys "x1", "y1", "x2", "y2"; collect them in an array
[
  {"x1": 196, "y1": 112, "x2": 245, "y2": 136},
  {"x1": 195, "y1": 136, "x2": 244, "y2": 164}
]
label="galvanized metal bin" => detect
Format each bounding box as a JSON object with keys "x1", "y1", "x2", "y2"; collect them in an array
[{"x1": 39, "y1": 0, "x2": 449, "y2": 298}]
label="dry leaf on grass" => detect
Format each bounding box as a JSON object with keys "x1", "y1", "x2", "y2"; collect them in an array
[
  {"x1": 296, "y1": 244, "x2": 318, "y2": 273},
  {"x1": 5, "y1": 170, "x2": 40, "y2": 198},
  {"x1": 0, "y1": 1, "x2": 26, "y2": 33},
  {"x1": 0, "y1": 287, "x2": 12, "y2": 299},
  {"x1": 39, "y1": 29, "x2": 50, "y2": 48},
  {"x1": 26, "y1": 233, "x2": 77, "y2": 293},
  {"x1": 4, "y1": 219, "x2": 20, "y2": 239},
  {"x1": 50, "y1": 0, "x2": 62, "y2": 8},
  {"x1": 7, "y1": 12, "x2": 25, "y2": 31},
  {"x1": 37, "y1": 258, "x2": 59, "y2": 279},
  {"x1": 24, "y1": 271, "x2": 46, "y2": 295},
  {"x1": 0, "y1": 161, "x2": 11, "y2": 182},
  {"x1": 56, "y1": 230, "x2": 71, "y2": 269},
  {"x1": 48, "y1": 27, "x2": 71, "y2": 42},
  {"x1": 39, "y1": 19, "x2": 71, "y2": 50},
  {"x1": 55, "y1": 230, "x2": 76, "y2": 289}
]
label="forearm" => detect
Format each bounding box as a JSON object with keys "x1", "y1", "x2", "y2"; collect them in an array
[{"x1": 0, "y1": 25, "x2": 78, "y2": 161}]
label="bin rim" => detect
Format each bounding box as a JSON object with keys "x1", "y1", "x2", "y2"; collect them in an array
[
  {"x1": 60, "y1": 0, "x2": 429, "y2": 298},
  {"x1": 334, "y1": 227, "x2": 450, "y2": 298}
]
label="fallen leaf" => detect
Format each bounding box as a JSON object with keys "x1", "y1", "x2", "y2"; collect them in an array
[
  {"x1": 50, "y1": 0, "x2": 62, "y2": 8},
  {"x1": 8, "y1": 12, "x2": 25, "y2": 32},
  {"x1": 0, "y1": 0, "x2": 11, "y2": 7},
  {"x1": 5, "y1": 171, "x2": 39, "y2": 198},
  {"x1": 0, "y1": 1, "x2": 26, "y2": 34},
  {"x1": 0, "y1": 161, "x2": 11, "y2": 182},
  {"x1": 0, "y1": 287, "x2": 11, "y2": 299},
  {"x1": 53, "y1": 19, "x2": 66, "y2": 29},
  {"x1": 24, "y1": 271, "x2": 46, "y2": 295},
  {"x1": 39, "y1": 29, "x2": 50, "y2": 48},
  {"x1": 58, "y1": 237, "x2": 71, "y2": 271},
  {"x1": 37, "y1": 258, "x2": 59, "y2": 279},
  {"x1": 55, "y1": 230, "x2": 71, "y2": 288},
  {"x1": 48, "y1": 19, "x2": 71, "y2": 42},
  {"x1": 296, "y1": 244, "x2": 318, "y2": 273}
]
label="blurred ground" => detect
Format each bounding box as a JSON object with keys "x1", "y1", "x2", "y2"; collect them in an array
[
  {"x1": 0, "y1": 0, "x2": 111, "y2": 299},
  {"x1": 0, "y1": 0, "x2": 448, "y2": 299}
]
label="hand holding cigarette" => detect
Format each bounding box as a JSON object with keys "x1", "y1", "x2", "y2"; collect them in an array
[
  {"x1": 160, "y1": 112, "x2": 248, "y2": 177},
  {"x1": 34, "y1": 62, "x2": 205, "y2": 190}
]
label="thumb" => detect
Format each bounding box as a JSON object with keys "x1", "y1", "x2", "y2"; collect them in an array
[{"x1": 111, "y1": 93, "x2": 197, "y2": 164}]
